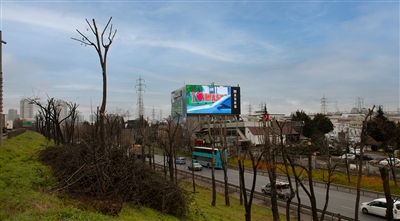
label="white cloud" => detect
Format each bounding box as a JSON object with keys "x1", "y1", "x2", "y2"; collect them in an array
[{"x1": 2, "y1": 3, "x2": 85, "y2": 33}]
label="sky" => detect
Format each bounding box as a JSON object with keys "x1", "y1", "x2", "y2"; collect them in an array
[{"x1": 0, "y1": 0, "x2": 399, "y2": 121}]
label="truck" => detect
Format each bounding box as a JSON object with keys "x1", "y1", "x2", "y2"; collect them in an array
[
  {"x1": 6, "y1": 120, "x2": 13, "y2": 131},
  {"x1": 131, "y1": 144, "x2": 150, "y2": 159}
]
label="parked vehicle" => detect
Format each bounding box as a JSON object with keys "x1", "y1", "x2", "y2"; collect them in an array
[
  {"x1": 261, "y1": 181, "x2": 291, "y2": 198},
  {"x1": 354, "y1": 148, "x2": 363, "y2": 154},
  {"x1": 360, "y1": 198, "x2": 400, "y2": 220},
  {"x1": 369, "y1": 157, "x2": 386, "y2": 164},
  {"x1": 379, "y1": 158, "x2": 400, "y2": 166},
  {"x1": 339, "y1": 153, "x2": 356, "y2": 160},
  {"x1": 188, "y1": 162, "x2": 203, "y2": 171},
  {"x1": 175, "y1": 157, "x2": 186, "y2": 165},
  {"x1": 355, "y1": 154, "x2": 373, "y2": 161}
]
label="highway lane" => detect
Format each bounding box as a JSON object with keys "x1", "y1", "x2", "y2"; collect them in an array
[{"x1": 153, "y1": 155, "x2": 386, "y2": 221}]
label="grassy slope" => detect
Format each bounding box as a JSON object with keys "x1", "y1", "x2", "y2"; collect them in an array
[{"x1": 0, "y1": 131, "x2": 284, "y2": 221}]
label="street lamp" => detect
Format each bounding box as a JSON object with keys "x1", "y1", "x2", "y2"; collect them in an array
[{"x1": 0, "y1": 31, "x2": 7, "y2": 147}]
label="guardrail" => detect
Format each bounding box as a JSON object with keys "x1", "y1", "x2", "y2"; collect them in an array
[
  {"x1": 228, "y1": 164, "x2": 400, "y2": 200},
  {"x1": 155, "y1": 164, "x2": 356, "y2": 221}
]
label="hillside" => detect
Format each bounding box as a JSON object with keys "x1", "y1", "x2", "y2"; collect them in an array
[{"x1": 0, "y1": 131, "x2": 285, "y2": 221}]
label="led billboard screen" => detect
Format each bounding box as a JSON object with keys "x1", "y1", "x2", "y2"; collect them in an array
[{"x1": 185, "y1": 85, "x2": 240, "y2": 115}]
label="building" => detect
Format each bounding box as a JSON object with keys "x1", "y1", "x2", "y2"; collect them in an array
[
  {"x1": 76, "y1": 115, "x2": 85, "y2": 125},
  {"x1": 20, "y1": 98, "x2": 34, "y2": 120},
  {"x1": 56, "y1": 100, "x2": 68, "y2": 121},
  {"x1": 191, "y1": 115, "x2": 303, "y2": 152},
  {"x1": 7, "y1": 109, "x2": 18, "y2": 121}
]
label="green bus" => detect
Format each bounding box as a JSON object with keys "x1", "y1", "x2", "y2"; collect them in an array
[{"x1": 192, "y1": 146, "x2": 228, "y2": 169}]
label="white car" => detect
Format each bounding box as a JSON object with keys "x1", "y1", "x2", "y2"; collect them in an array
[
  {"x1": 188, "y1": 162, "x2": 203, "y2": 171},
  {"x1": 339, "y1": 153, "x2": 356, "y2": 160},
  {"x1": 360, "y1": 198, "x2": 400, "y2": 220},
  {"x1": 261, "y1": 181, "x2": 291, "y2": 198},
  {"x1": 175, "y1": 157, "x2": 186, "y2": 165},
  {"x1": 379, "y1": 158, "x2": 400, "y2": 166}
]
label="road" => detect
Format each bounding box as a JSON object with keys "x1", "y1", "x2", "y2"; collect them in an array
[{"x1": 153, "y1": 155, "x2": 386, "y2": 221}]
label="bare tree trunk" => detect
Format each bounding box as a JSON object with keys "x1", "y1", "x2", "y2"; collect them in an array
[
  {"x1": 354, "y1": 107, "x2": 374, "y2": 221},
  {"x1": 389, "y1": 159, "x2": 397, "y2": 186},
  {"x1": 191, "y1": 151, "x2": 196, "y2": 192},
  {"x1": 238, "y1": 158, "x2": 250, "y2": 221},
  {"x1": 307, "y1": 154, "x2": 319, "y2": 221},
  {"x1": 207, "y1": 116, "x2": 216, "y2": 207},
  {"x1": 211, "y1": 142, "x2": 216, "y2": 207},
  {"x1": 265, "y1": 119, "x2": 280, "y2": 221},
  {"x1": 73, "y1": 17, "x2": 117, "y2": 155},
  {"x1": 220, "y1": 116, "x2": 230, "y2": 206},
  {"x1": 380, "y1": 167, "x2": 394, "y2": 221}
]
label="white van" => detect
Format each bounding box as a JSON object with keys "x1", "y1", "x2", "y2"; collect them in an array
[{"x1": 360, "y1": 198, "x2": 400, "y2": 220}]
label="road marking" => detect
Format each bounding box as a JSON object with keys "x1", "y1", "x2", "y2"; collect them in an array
[{"x1": 341, "y1": 206, "x2": 354, "y2": 211}]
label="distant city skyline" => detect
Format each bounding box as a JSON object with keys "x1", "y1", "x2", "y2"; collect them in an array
[{"x1": 1, "y1": 2, "x2": 398, "y2": 119}]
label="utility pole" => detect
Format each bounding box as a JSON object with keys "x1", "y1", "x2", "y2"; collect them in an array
[{"x1": 0, "y1": 31, "x2": 7, "y2": 147}]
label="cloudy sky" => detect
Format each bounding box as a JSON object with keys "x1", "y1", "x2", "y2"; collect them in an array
[{"x1": 0, "y1": 1, "x2": 398, "y2": 121}]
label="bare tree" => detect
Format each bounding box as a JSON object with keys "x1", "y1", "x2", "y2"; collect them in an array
[
  {"x1": 182, "y1": 116, "x2": 201, "y2": 193},
  {"x1": 354, "y1": 106, "x2": 374, "y2": 221},
  {"x1": 72, "y1": 17, "x2": 117, "y2": 154},
  {"x1": 29, "y1": 96, "x2": 79, "y2": 146},
  {"x1": 237, "y1": 140, "x2": 264, "y2": 221},
  {"x1": 158, "y1": 116, "x2": 183, "y2": 183},
  {"x1": 366, "y1": 106, "x2": 397, "y2": 220},
  {"x1": 213, "y1": 115, "x2": 231, "y2": 206},
  {"x1": 274, "y1": 120, "x2": 297, "y2": 221},
  {"x1": 236, "y1": 114, "x2": 270, "y2": 221},
  {"x1": 206, "y1": 116, "x2": 217, "y2": 206},
  {"x1": 264, "y1": 118, "x2": 281, "y2": 221}
]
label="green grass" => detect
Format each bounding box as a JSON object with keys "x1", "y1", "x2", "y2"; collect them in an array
[{"x1": 0, "y1": 131, "x2": 290, "y2": 221}]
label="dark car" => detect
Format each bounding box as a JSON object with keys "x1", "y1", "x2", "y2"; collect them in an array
[{"x1": 355, "y1": 154, "x2": 373, "y2": 161}]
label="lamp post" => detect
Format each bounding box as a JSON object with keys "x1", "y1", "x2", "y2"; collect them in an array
[{"x1": 0, "y1": 31, "x2": 7, "y2": 147}]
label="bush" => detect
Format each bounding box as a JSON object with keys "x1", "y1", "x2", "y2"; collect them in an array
[{"x1": 39, "y1": 142, "x2": 191, "y2": 218}]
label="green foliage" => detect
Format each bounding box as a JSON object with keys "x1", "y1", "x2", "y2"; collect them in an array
[
  {"x1": 291, "y1": 110, "x2": 313, "y2": 138},
  {"x1": 291, "y1": 111, "x2": 333, "y2": 138},
  {"x1": 312, "y1": 113, "x2": 334, "y2": 135},
  {"x1": 367, "y1": 107, "x2": 396, "y2": 152}
]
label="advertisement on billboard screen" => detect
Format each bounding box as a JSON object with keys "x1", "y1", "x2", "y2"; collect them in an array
[{"x1": 185, "y1": 85, "x2": 240, "y2": 115}]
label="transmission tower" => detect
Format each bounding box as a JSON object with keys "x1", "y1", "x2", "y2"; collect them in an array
[
  {"x1": 135, "y1": 76, "x2": 146, "y2": 119},
  {"x1": 248, "y1": 103, "x2": 252, "y2": 115},
  {"x1": 321, "y1": 95, "x2": 328, "y2": 114},
  {"x1": 151, "y1": 106, "x2": 155, "y2": 122},
  {"x1": 356, "y1": 97, "x2": 364, "y2": 112}
]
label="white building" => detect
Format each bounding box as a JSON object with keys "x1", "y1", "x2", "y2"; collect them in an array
[
  {"x1": 7, "y1": 109, "x2": 18, "y2": 121},
  {"x1": 20, "y1": 98, "x2": 34, "y2": 120},
  {"x1": 56, "y1": 100, "x2": 69, "y2": 121}
]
